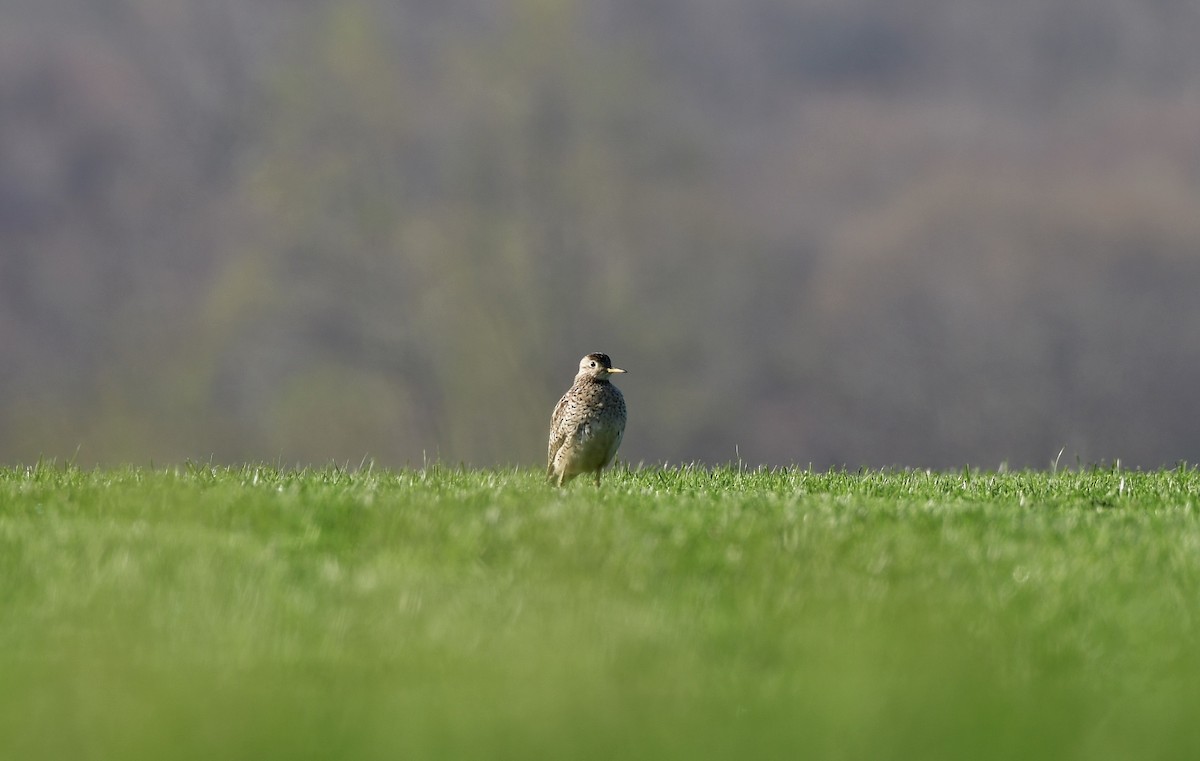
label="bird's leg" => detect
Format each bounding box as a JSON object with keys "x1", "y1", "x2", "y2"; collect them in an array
[{"x1": 594, "y1": 470, "x2": 601, "y2": 488}]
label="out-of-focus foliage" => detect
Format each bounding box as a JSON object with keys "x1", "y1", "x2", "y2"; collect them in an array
[{"x1": 2, "y1": 0, "x2": 1200, "y2": 468}]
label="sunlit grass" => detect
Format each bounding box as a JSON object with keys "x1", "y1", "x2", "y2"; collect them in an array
[{"x1": 2, "y1": 463, "x2": 1199, "y2": 760}]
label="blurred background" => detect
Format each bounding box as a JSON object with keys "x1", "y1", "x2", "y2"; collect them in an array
[{"x1": 2, "y1": 0, "x2": 1199, "y2": 470}]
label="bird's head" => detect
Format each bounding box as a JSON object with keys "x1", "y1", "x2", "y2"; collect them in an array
[{"x1": 576, "y1": 352, "x2": 626, "y2": 382}]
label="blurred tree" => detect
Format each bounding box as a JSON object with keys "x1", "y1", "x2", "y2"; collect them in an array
[{"x1": 3, "y1": 0, "x2": 1200, "y2": 468}]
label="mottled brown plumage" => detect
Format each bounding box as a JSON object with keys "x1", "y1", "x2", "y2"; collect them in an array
[{"x1": 547, "y1": 353, "x2": 627, "y2": 487}]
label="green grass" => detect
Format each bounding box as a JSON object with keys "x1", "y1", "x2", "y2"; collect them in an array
[{"x1": 2, "y1": 463, "x2": 1200, "y2": 760}]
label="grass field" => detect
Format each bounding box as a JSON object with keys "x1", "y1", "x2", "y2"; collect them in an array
[{"x1": 2, "y1": 463, "x2": 1199, "y2": 760}]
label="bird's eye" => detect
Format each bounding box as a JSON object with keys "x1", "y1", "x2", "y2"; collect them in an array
[{"x1": 589, "y1": 362, "x2": 596, "y2": 367}]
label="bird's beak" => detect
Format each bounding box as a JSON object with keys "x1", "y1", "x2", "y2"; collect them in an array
[{"x1": 608, "y1": 367, "x2": 627, "y2": 374}]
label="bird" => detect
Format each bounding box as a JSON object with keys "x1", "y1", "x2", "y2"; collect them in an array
[{"x1": 547, "y1": 352, "x2": 627, "y2": 487}]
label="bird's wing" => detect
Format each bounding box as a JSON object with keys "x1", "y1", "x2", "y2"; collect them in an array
[{"x1": 547, "y1": 393, "x2": 571, "y2": 470}]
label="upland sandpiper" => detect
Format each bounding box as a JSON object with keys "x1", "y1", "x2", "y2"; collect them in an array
[{"x1": 547, "y1": 353, "x2": 627, "y2": 487}]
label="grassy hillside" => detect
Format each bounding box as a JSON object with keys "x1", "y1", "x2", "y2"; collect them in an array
[{"x1": 2, "y1": 464, "x2": 1199, "y2": 760}]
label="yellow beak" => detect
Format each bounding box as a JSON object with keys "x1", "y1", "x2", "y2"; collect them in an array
[{"x1": 608, "y1": 367, "x2": 627, "y2": 374}]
